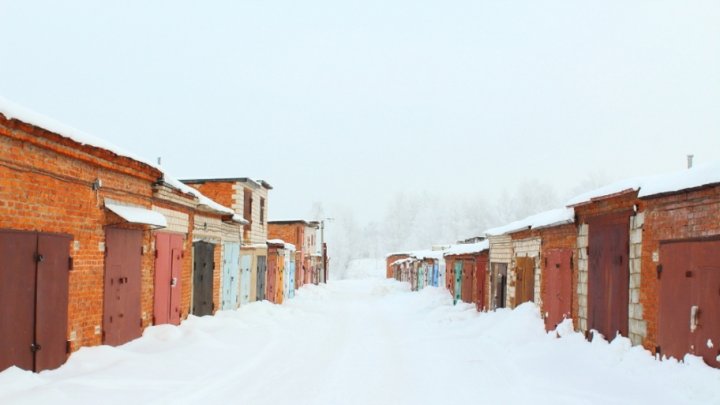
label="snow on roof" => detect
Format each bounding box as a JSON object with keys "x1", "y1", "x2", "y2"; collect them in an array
[
  {"x1": 566, "y1": 161, "x2": 720, "y2": 205},
  {"x1": 639, "y1": 161, "x2": 720, "y2": 198},
  {"x1": 485, "y1": 208, "x2": 575, "y2": 237},
  {"x1": 0, "y1": 96, "x2": 158, "y2": 169},
  {"x1": 267, "y1": 239, "x2": 296, "y2": 251},
  {"x1": 163, "y1": 176, "x2": 235, "y2": 216},
  {"x1": 231, "y1": 214, "x2": 250, "y2": 225},
  {"x1": 565, "y1": 177, "x2": 645, "y2": 207},
  {"x1": 0, "y1": 97, "x2": 237, "y2": 218},
  {"x1": 408, "y1": 250, "x2": 445, "y2": 261},
  {"x1": 443, "y1": 241, "x2": 489, "y2": 256}
]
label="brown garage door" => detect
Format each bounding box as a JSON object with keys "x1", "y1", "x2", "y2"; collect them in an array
[
  {"x1": 0, "y1": 230, "x2": 71, "y2": 372},
  {"x1": 587, "y1": 212, "x2": 630, "y2": 340},
  {"x1": 104, "y1": 228, "x2": 143, "y2": 346},
  {"x1": 515, "y1": 257, "x2": 535, "y2": 307},
  {"x1": 461, "y1": 259, "x2": 475, "y2": 304},
  {"x1": 659, "y1": 239, "x2": 720, "y2": 368},
  {"x1": 543, "y1": 249, "x2": 573, "y2": 331}
]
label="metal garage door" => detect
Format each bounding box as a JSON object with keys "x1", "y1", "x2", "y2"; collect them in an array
[
  {"x1": 256, "y1": 255, "x2": 267, "y2": 301},
  {"x1": 0, "y1": 230, "x2": 71, "y2": 372},
  {"x1": 192, "y1": 241, "x2": 215, "y2": 316},
  {"x1": 221, "y1": 242, "x2": 240, "y2": 310},
  {"x1": 154, "y1": 233, "x2": 183, "y2": 325},
  {"x1": 104, "y1": 228, "x2": 143, "y2": 346},
  {"x1": 543, "y1": 249, "x2": 573, "y2": 331},
  {"x1": 587, "y1": 213, "x2": 630, "y2": 339},
  {"x1": 658, "y1": 239, "x2": 720, "y2": 368},
  {"x1": 491, "y1": 263, "x2": 508, "y2": 309},
  {"x1": 515, "y1": 257, "x2": 535, "y2": 307}
]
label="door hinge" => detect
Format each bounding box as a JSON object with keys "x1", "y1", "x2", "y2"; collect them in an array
[
  {"x1": 656, "y1": 264, "x2": 663, "y2": 279},
  {"x1": 655, "y1": 346, "x2": 661, "y2": 356},
  {"x1": 66, "y1": 341, "x2": 72, "y2": 354},
  {"x1": 140, "y1": 318, "x2": 144, "y2": 327},
  {"x1": 154, "y1": 250, "x2": 159, "y2": 259},
  {"x1": 141, "y1": 247, "x2": 144, "y2": 256},
  {"x1": 68, "y1": 257, "x2": 74, "y2": 271},
  {"x1": 152, "y1": 315, "x2": 156, "y2": 325}
]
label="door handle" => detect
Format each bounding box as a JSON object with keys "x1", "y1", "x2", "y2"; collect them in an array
[{"x1": 690, "y1": 305, "x2": 699, "y2": 333}]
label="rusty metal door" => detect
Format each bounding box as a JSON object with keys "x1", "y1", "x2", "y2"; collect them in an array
[
  {"x1": 0, "y1": 231, "x2": 71, "y2": 372},
  {"x1": 543, "y1": 249, "x2": 573, "y2": 331},
  {"x1": 515, "y1": 257, "x2": 535, "y2": 307},
  {"x1": 192, "y1": 241, "x2": 215, "y2": 316},
  {"x1": 461, "y1": 260, "x2": 474, "y2": 304},
  {"x1": 587, "y1": 213, "x2": 630, "y2": 339},
  {"x1": 659, "y1": 240, "x2": 720, "y2": 367},
  {"x1": 169, "y1": 239, "x2": 183, "y2": 325},
  {"x1": 0, "y1": 231, "x2": 37, "y2": 372},
  {"x1": 256, "y1": 255, "x2": 266, "y2": 301},
  {"x1": 104, "y1": 228, "x2": 143, "y2": 346},
  {"x1": 491, "y1": 263, "x2": 508, "y2": 309},
  {"x1": 474, "y1": 256, "x2": 487, "y2": 311},
  {"x1": 34, "y1": 233, "x2": 71, "y2": 371}
]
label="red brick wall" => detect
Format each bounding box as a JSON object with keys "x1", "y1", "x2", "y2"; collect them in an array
[
  {"x1": 386, "y1": 254, "x2": 409, "y2": 278},
  {"x1": 640, "y1": 185, "x2": 720, "y2": 351},
  {"x1": 0, "y1": 114, "x2": 160, "y2": 352}
]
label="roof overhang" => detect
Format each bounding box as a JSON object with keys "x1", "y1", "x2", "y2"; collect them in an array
[{"x1": 105, "y1": 201, "x2": 167, "y2": 228}]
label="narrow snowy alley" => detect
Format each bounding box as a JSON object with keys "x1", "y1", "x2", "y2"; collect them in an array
[{"x1": 1, "y1": 278, "x2": 719, "y2": 405}]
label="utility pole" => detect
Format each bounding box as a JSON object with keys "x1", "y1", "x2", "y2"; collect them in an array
[{"x1": 319, "y1": 218, "x2": 333, "y2": 283}]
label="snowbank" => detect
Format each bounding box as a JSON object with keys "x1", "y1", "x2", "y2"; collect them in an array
[
  {"x1": 0, "y1": 279, "x2": 717, "y2": 405},
  {"x1": 443, "y1": 240, "x2": 489, "y2": 256}
]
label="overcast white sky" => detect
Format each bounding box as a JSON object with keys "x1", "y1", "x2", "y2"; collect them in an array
[{"x1": 1, "y1": 0, "x2": 719, "y2": 222}]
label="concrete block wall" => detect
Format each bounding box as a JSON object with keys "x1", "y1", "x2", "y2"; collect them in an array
[
  {"x1": 576, "y1": 223, "x2": 589, "y2": 333},
  {"x1": 628, "y1": 212, "x2": 646, "y2": 346}
]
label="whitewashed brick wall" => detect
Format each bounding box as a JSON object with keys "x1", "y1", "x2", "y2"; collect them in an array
[
  {"x1": 193, "y1": 214, "x2": 222, "y2": 242},
  {"x1": 577, "y1": 223, "x2": 589, "y2": 333},
  {"x1": 511, "y1": 237, "x2": 542, "y2": 306},
  {"x1": 628, "y1": 212, "x2": 646, "y2": 345},
  {"x1": 152, "y1": 206, "x2": 189, "y2": 234}
]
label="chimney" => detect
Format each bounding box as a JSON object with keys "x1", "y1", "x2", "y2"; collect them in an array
[{"x1": 687, "y1": 154, "x2": 694, "y2": 169}]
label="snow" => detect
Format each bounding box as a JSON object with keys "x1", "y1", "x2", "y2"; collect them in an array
[
  {"x1": 163, "y1": 176, "x2": 235, "y2": 216},
  {"x1": 639, "y1": 161, "x2": 720, "y2": 198},
  {"x1": 231, "y1": 214, "x2": 249, "y2": 225},
  {"x1": 443, "y1": 240, "x2": 489, "y2": 256},
  {"x1": 0, "y1": 96, "x2": 238, "y2": 218},
  {"x1": 485, "y1": 207, "x2": 574, "y2": 236},
  {"x1": 341, "y1": 258, "x2": 387, "y2": 280},
  {"x1": 105, "y1": 202, "x2": 167, "y2": 228},
  {"x1": 1, "y1": 278, "x2": 717, "y2": 405},
  {"x1": 566, "y1": 161, "x2": 720, "y2": 205},
  {"x1": 408, "y1": 249, "x2": 445, "y2": 261},
  {"x1": 0, "y1": 95, "x2": 157, "y2": 170}
]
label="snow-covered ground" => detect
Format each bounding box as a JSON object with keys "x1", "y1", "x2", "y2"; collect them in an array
[{"x1": 1, "y1": 279, "x2": 719, "y2": 404}]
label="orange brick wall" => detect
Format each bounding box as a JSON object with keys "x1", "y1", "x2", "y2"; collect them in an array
[
  {"x1": 189, "y1": 182, "x2": 235, "y2": 209},
  {"x1": 0, "y1": 114, "x2": 160, "y2": 351},
  {"x1": 640, "y1": 185, "x2": 720, "y2": 352},
  {"x1": 386, "y1": 254, "x2": 409, "y2": 279}
]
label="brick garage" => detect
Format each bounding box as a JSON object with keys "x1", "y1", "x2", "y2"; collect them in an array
[
  {"x1": 0, "y1": 106, "x2": 164, "y2": 370},
  {"x1": 535, "y1": 223, "x2": 577, "y2": 331},
  {"x1": 443, "y1": 242, "x2": 488, "y2": 310},
  {"x1": 637, "y1": 167, "x2": 720, "y2": 367},
  {"x1": 386, "y1": 253, "x2": 410, "y2": 279},
  {"x1": 569, "y1": 187, "x2": 645, "y2": 343},
  {"x1": 268, "y1": 220, "x2": 320, "y2": 289}
]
